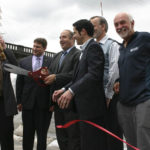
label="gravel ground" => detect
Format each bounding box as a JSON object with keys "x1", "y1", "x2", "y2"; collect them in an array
[{"x1": 14, "y1": 113, "x2": 59, "y2": 150}]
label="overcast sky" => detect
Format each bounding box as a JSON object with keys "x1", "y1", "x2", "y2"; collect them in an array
[{"x1": 0, "y1": 0, "x2": 150, "y2": 53}]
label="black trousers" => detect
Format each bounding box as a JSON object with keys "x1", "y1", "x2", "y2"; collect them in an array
[
  {"x1": 54, "y1": 109, "x2": 80, "y2": 150},
  {"x1": 79, "y1": 116, "x2": 107, "y2": 150},
  {"x1": 106, "y1": 94, "x2": 123, "y2": 150},
  {"x1": 22, "y1": 106, "x2": 52, "y2": 150},
  {"x1": 0, "y1": 99, "x2": 14, "y2": 150}
]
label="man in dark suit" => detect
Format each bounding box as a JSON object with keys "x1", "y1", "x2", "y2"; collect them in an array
[
  {"x1": 53, "y1": 20, "x2": 107, "y2": 150},
  {"x1": 44, "y1": 30, "x2": 80, "y2": 150},
  {"x1": 0, "y1": 36, "x2": 18, "y2": 150},
  {"x1": 16, "y1": 38, "x2": 52, "y2": 150}
]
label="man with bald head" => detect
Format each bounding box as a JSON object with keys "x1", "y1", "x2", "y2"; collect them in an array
[
  {"x1": 44, "y1": 30, "x2": 80, "y2": 150},
  {"x1": 114, "y1": 12, "x2": 150, "y2": 150}
]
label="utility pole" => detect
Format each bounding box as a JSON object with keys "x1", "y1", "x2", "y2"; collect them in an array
[
  {"x1": 100, "y1": 0, "x2": 103, "y2": 16},
  {"x1": 0, "y1": 8, "x2": 4, "y2": 35},
  {"x1": 0, "y1": 7, "x2": 2, "y2": 26}
]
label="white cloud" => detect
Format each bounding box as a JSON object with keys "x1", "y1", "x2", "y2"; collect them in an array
[{"x1": 0, "y1": 0, "x2": 150, "y2": 52}]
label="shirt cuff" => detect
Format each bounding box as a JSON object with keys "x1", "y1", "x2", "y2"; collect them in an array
[
  {"x1": 105, "y1": 90, "x2": 114, "y2": 100},
  {"x1": 68, "y1": 88, "x2": 75, "y2": 96},
  {"x1": 61, "y1": 87, "x2": 66, "y2": 92}
]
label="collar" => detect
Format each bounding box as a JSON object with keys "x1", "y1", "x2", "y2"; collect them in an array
[
  {"x1": 62, "y1": 46, "x2": 75, "y2": 54},
  {"x1": 32, "y1": 55, "x2": 44, "y2": 61},
  {"x1": 122, "y1": 32, "x2": 137, "y2": 47},
  {"x1": 33, "y1": 55, "x2": 44, "y2": 59},
  {"x1": 80, "y1": 38, "x2": 93, "y2": 50},
  {"x1": 99, "y1": 35, "x2": 109, "y2": 45}
]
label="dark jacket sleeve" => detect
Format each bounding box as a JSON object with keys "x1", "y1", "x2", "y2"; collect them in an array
[
  {"x1": 4, "y1": 49, "x2": 18, "y2": 66},
  {"x1": 70, "y1": 44, "x2": 104, "y2": 95},
  {"x1": 16, "y1": 59, "x2": 26, "y2": 105},
  {"x1": 3, "y1": 49, "x2": 18, "y2": 116}
]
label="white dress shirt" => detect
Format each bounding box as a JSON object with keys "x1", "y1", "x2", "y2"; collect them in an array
[
  {"x1": 32, "y1": 55, "x2": 44, "y2": 71},
  {"x1": 100, "y1": 35, "x2": 120, "y2": 99}
]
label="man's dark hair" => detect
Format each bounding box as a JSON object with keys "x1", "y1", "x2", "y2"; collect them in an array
[
  {"x1": 73, "y1": 19, "x2": 94, "y2": 37},
  {"x1": 90, "y1": 16, "x2": 108, "y2": 32},
  {"x1": 34, "y1": 38, "x2": 47, "y2": 49}
]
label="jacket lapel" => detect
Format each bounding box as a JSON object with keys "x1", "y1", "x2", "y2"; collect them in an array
[
  {"x1": 73, "y1": 39, "x2": 94, "y2": 79},
  {"x1": 56, "y1": 53, "x2": 62, "y2": 73},
  {"x1": 28, "y1": 56, "x2": 33, "y2": 71},
  {"x1": 59, "y1": 48, "x2": 74, "y2": 71},
  {"x1": 42, "y1": 56, "x2": 47, "y2": 67}
]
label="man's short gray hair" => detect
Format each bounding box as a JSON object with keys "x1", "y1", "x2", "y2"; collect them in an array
[{"x1": 90, "y1": 16, "x2": 108, "y2": 33}]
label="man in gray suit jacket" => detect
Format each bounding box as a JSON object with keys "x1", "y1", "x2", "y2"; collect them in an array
[
  {"x1": 44, "y1": 30, "x2": 80, "y2": 150},
  {"x1": 0, "y1": 36, "x2": 18, "y2": 150},
  {"x1": 16, "y1": 38, "x2": 52, "y2": 150},
  {"x1": 53, "y1": 20, "x2": 107, "y2": 150}
]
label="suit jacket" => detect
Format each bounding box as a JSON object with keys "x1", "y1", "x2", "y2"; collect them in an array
[
  {"x1": 49, "y1": 47, "x2": 80, "y2": 110},
  {"x1": 16, "y1": 55, "x2": 51, "y2": 110},
  {"x1": 66, "y1": 39, "x2": 107, "y2": 119},
  {"x1": 2, "y1": 49, "x2": 18, "y2": 116}
]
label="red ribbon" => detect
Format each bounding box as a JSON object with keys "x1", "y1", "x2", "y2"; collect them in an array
[{"x1": 57, "y1": 120, "x2": 140, "y2": 150}]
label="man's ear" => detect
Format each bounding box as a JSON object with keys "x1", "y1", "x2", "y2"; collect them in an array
[
  {"x1": 131, "y1": 20, "x2": 135, "y2": 28},
  {"x1": 101, "y1": 24, "x2": 105, "y2": 32},
  {"x1": 81, "y1": 28, "x2": 87, "y2": 35}
]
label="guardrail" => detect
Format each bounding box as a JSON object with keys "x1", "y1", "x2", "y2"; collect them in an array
[{"x1": 5, "y1": 42, "x2": 55, "y2": 58}]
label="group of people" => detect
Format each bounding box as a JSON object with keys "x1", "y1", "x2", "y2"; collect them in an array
[{"x1": 0, "y1": 12, "x2": 150, "y2": 150}]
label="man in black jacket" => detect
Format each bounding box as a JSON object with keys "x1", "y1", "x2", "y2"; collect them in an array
[
  {"x1": 53, "y1": 20, "x2": 107, "y2": 150},
  {"x1": 44, "y1": 30, "x2": 80, "y2": 150},
  {"x1": 0, "y1": 36, "x2": 18, "y2": 150},
  {"x1": 16, "y1": 38, "x2": 52, "y2": 150}
]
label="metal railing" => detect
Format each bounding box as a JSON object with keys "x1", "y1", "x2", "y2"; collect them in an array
[{"x1": 5, "y1": 42, "x2": 55, "y2": 58}]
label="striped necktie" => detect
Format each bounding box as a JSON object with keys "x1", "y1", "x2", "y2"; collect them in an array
[{"x1": 34, "y1": 57, "x2": 41, "y2": 71}]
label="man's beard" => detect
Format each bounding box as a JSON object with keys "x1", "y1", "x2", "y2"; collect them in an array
[
  {"x1": 118, "y1": 27, "x2": 130, "y2": 39},
  {"x1": 94, "y1": 30, "x2": 102, "y2": 39}
]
